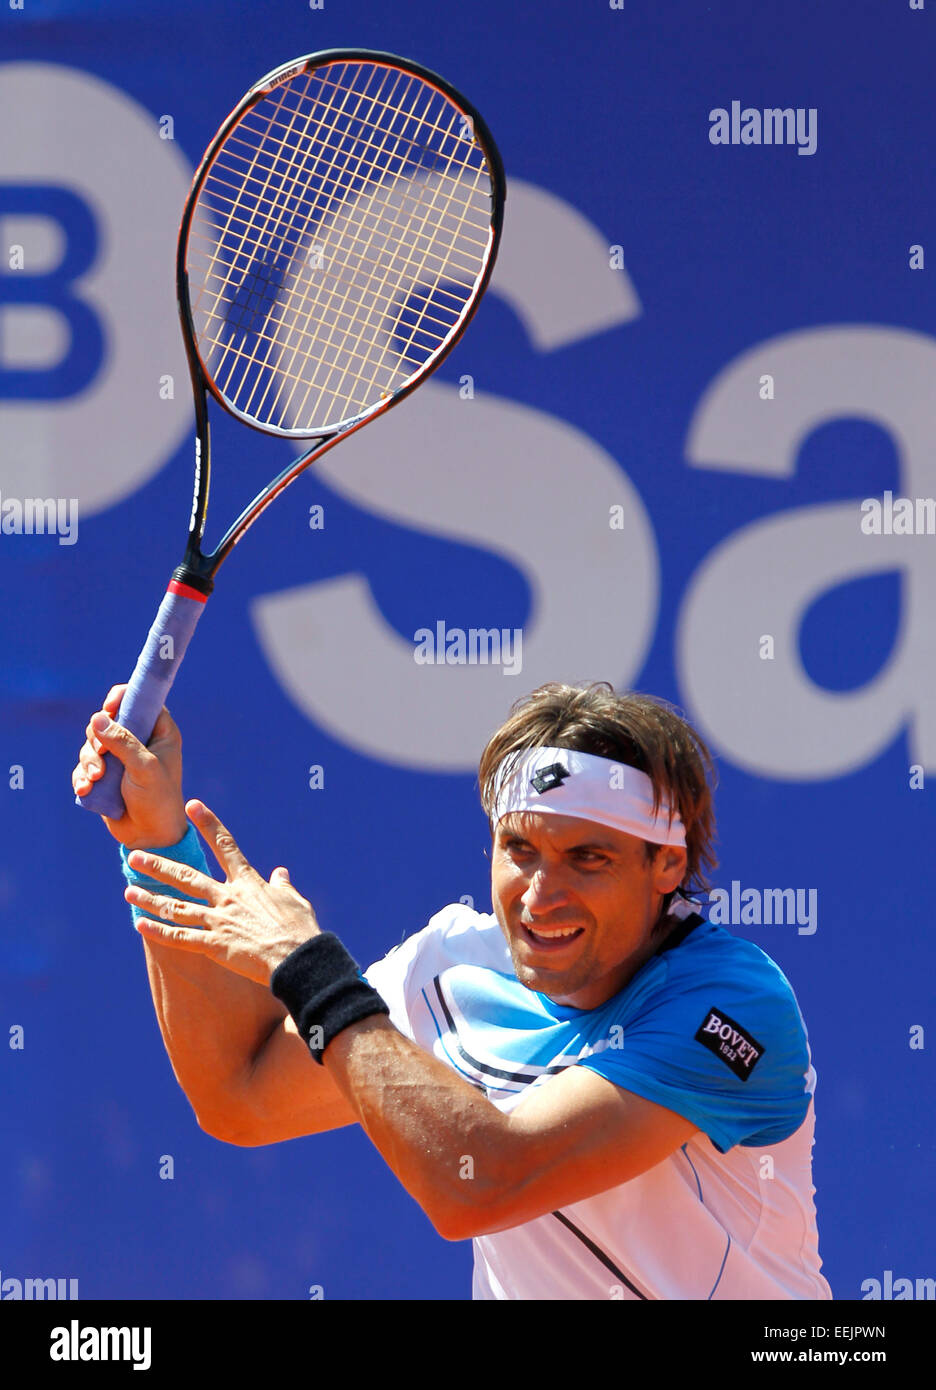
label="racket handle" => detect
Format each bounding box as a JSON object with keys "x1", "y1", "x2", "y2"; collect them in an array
[{"x1": 77, "y1": 580, "x2": 209, "y2": 819}]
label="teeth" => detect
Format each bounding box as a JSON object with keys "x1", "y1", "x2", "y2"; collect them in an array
[{"x1": 529, "y1": 926, "x2": 581, "y2": 939}]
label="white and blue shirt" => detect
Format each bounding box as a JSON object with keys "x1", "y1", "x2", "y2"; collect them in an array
[
  {"x1": 364, "y1": 900, "x2": 833, "y2": 1301},
  {"x1": 120, "y1": 831, "x2": 831, "y2": 1300}
]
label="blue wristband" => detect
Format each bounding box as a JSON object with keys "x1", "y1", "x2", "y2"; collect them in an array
[{"x1": 120, "y1": 823, "x2": 212, "y2": 926}]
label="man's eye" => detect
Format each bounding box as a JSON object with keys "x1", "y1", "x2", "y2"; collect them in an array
[{"x1": 504, "y1": 841, "x2": 535, "y2": 860}]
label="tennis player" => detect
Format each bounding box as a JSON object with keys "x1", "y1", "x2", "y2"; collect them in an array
[{"x1": 73, "y1": 681, "x2": 832, "y2": 1300}]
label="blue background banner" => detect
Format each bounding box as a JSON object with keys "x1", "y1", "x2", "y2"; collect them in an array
[{"x1": 1, "y1": 0, "x2": 933, "y2": 1300}]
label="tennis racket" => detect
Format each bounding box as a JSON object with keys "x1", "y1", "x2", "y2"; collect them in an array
[{"x1": 78, "y1": 48, "x2": 505, "y2": 818}]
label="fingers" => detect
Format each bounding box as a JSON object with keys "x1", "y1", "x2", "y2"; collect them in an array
[
  {"x1": 72, "y1": 738, "x2": 106, "y2": 795},
  {"x1": 82, "y1": 716, "x2": 109, "y2": 762},
  {"x1": 186, "y1": 801, "x2": 251, "y2": 880},
  {"x1": 125, "y1": 850, "x2": 219, "y2": 903},
  {"x1": 148, "y1": 705, "x2": 181, "y2": 750},
  {"x1": 132, "y1": 913, "x2": 211, "y2": 955},
  {"x1": 74, "y1": 696, "x2": 176, "y2": 804},
  {"x1": 103, "y1": 684, "x2": 129, "y2": 717},
  {"x1": 84, "y1": 696, "x2": 174, "y2": 761},
  {"x1": 87, "y1": 713, "x2": 156, "y2": 773},
  {"x1": 124, "y1": 883, "x2": 214, "y2": 925},
  {"x1": 271, "y1": 867, "x2": 306, "y2": 901},
  {"x1": 75, "y1": 686, "x2": 176, "y2": 806}
]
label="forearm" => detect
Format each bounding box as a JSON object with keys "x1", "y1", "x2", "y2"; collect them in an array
[
  {"x1": 122, "y1": 828, "x2": 284, "y2": 1130},
  {"x1": 141, "y1": 938, "x2": 286, "y2": 1129},
  {"x1": 321, "y1": 1015, "x2": 518, "y2": 1238}
]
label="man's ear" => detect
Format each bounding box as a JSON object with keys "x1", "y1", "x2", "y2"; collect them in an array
[{"x1": 653, "y1": 845, "x2": 688, "y2": 895}]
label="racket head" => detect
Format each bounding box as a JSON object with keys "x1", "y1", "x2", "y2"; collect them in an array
[{"x1": 177, "y1": 49, "x2": 505, "y2": 444}]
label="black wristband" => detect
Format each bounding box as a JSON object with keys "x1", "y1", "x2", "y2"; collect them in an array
[{"x1": 270, "y1": 932, "x2": 390, "y2": 1064}]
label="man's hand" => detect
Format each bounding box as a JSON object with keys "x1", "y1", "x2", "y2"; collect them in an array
[
  {"x1": 72, "y1": 684, "x2": 188, "y2": 849},
  {"x1": 124, "y1": 801, "x2": 320, "y2": 986}
]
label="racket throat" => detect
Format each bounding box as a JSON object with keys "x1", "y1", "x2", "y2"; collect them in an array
[{"x1": 171, "y1": 563, "x2": 214, "y2": 597}]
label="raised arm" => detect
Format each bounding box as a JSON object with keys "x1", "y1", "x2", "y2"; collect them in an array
[
  {"x1": 73, "y1": 686, "x2": 354, "y2": 1140},
  {"x1": 118, "y1": 828, "x2": 698, "y2": 1233}
]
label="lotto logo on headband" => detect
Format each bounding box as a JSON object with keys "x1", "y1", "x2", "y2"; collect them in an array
[{"x1": 530, "y1": 763, "x2": 570, "y2": 794}]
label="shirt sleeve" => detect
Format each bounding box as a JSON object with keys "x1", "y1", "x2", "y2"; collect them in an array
[
  {"x1": 578, "y1": 966, "x2": 813, "y2": 1153},
  {"x1": 119, "y1": 824, "x2": 213, "y2": 926},
  {"x1": 362, "y1": 903, "x2": 482, "y2": 1042},
  {"x1": 362, "y1": 930, "x2": 428, "y2": 1041}
]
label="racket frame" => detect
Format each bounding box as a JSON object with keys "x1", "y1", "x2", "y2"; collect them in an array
[
  {"x1": 173, "y1": 47, "x2": 506, "y2": 594},
  {"x1": 79, "y1": 48, "x2": 504, "y2": 819}
]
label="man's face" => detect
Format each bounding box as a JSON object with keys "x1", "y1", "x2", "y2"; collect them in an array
[{"x1": 491, "y1": 811, "x2": 687, "y2": 1011}]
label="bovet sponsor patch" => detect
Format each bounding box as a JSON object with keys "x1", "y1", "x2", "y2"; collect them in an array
[{"x1": 694, "y1": 1008, "x2": 765, "y2": 1081}]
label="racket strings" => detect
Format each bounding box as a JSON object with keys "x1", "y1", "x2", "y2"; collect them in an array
[
  {"x1": 231, "y1": 71, "x2": 486, "y2": 207},
  {"x1": 200, "y1": 83, "x2": 295, "y2": 350},
  {"x1": 190, "y1": 212, "x2": 487, "y2": 296},
  {"x1": 203, "y1": 118, "x2": 493, "y2": 244},
  {"x1": 234, "y1": 62, "x2": 441, "y2": 424},
  {"x1": 228, "y1": 99, "x2": 482, "y2": 211},
  {"x1": 191, "y1": 205, "x2": 481, "y2": 386},
  {"x1": 221, "y1": 63, "x2": 478, "y2": 422},
  {"x1": 200, "y1": 88, "x2": 445, "y2": 414},
  {"x1": 215, "y1": 66, "x2": 365, "y2": 416},
  {"x1": 190, "y1": 186, "x2": 489, "y2": 262},
  {"x1": 186, "y1": 58, "x2": 495, "y2": 433},
  {"x1": 263, "y1": 135, "x2": 484, "y2": 426},
  {"x1": 194, "y1": 110, "x2": 488, "y2": 354},
  {"x1": 201, "y1": 101, "x2": 491, "y2": 288},
  {"x1": 204, "y1": 62, "x2": 411, "y2": 417},
  {"x1": 207, "y1": 64, "x2": 484, "y2": 416},
  {"x1": 192, "y1": 234, "x2": 473, "y2": 353},
  {"x1": 210, "y1": 70, "x2": 335, "y2": 407},
  {"x1": 377, "y1": 141, "x2": 487, "y2": 389},
  {"x1": 285, "y1": 133, "x2": 486, "y2": 427}
]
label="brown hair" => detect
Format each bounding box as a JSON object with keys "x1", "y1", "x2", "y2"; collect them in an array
[{"x1": 478, "y1": 681, "x2": 718, "y2": 897}]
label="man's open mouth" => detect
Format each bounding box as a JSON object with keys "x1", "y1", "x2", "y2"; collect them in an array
[{"x1": 520, "y1": 922, "x2": 585, "y2": 951}]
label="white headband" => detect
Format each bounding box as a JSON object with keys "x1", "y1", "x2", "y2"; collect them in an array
[{"x1": 492, "y1": 746, "x2": 686, "y2": 848}]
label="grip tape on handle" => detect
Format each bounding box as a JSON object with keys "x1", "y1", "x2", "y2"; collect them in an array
[{"x1": 77, "y1": 580, "x2": 208, "y2": 819}]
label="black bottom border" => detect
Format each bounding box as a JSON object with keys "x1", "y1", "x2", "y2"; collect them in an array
[{"x1": 3, "y1": 1298, "x2": 924, "y2": 1374}]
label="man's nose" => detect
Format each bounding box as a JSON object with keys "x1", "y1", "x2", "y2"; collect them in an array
[{"x1": 521, "y1": 865, "x2": 571, "y2": 911}]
